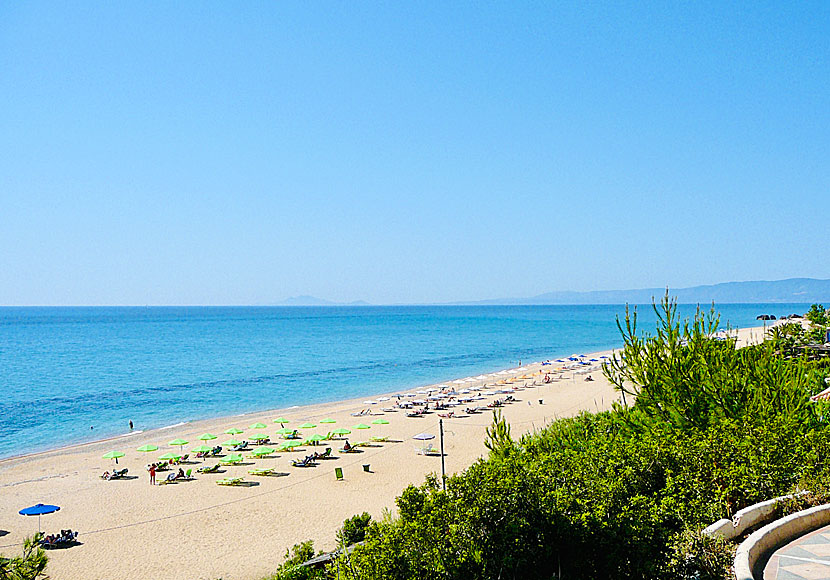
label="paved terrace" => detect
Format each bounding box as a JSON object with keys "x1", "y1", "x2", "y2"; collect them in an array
[{"x1": 764, "y1": 524, "x2": 830, "y2": 580}]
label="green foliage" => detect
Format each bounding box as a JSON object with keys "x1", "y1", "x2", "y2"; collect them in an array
[
  {"x1": 484, "y1": 409, "x2": 515, "y2": 460},
  {"x1": 0, "y1": 535, "x2": 49, "y2": 580},
  {"x1": 664, "y1": 530, "x2": 733, "y2": 580},
  {"x1": 806, "y1": 304, "x2": 829, "y2": 326},
  {"x1": 336, "y1": 512, "x2": 372, "y2": 547},
  {"x1": 264, "y1": 541, "x2": 325, "y2": 580}
]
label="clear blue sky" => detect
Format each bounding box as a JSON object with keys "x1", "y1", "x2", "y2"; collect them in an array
[{"x1": 1, "y1": 3, "x2": 828, "y2": 305}]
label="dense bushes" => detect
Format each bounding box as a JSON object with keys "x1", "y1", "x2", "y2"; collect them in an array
[{"x1": 270, "y1": 298, "x2": 830, "y2": 580}]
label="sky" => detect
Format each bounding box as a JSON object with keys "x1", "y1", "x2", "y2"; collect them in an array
[{"x1": 1, "y1": 3, "x2": 828, "y2": 305}]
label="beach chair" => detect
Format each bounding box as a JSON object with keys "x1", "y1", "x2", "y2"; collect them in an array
[
  {"x1": 197, "y1": 464, "x2": 219, "y2": 473},
  {"x1": 370, "y1": 436, "x2": 389, "y2": 443},
  {"x1": 158, "y1": 472, "x2": 179, "y2": 485},
  {"x1": 183, "y1": 469, "x2": 194, "y2": 480},
  {"x1": 334, "y1": 467, "x2": 343, "y2": 481},
  {"x1": 416, "y1": 443, "x2": 438, "y2": 455},
  {"x1": 317, "y1": 447, "x2": 333, "y2": 459},
  {"x1": 248, "y1": 468, "x2": 273, "y2": 476},
  {"x1": 216, "y1": 477, "x2": 243, "y2": 486},
  {"x1": 291, "y1": 456, "x2": 316, "y2": 467}
]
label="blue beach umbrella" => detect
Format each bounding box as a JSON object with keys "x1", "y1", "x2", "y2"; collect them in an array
[{"x1": 19, "y1": 503, "x2": 60, "y2": 533}]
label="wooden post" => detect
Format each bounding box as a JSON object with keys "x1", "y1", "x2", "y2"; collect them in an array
[{"x1": 439, "y1": 418, "x2": 446, "y2": 491}]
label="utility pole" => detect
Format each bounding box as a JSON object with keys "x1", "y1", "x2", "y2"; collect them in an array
[{"x1": 439, "y1": 418, "x2": 446, "y2": 491}]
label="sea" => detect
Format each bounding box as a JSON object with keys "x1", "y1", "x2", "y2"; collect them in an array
[{"x1": 0, "y1": 303, "x2": 809, "y2": 459}]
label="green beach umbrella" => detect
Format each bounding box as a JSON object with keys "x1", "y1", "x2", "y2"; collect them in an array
[
  {"x1": 275, "y1": 427, "x2": 294, "y2": 435},
  {"x1": 331, "y1": 428, "x2": 351, "y2": 435},
  {"x1": 272, "y1": 417, "x2": 290, "y2": 424},
  {"x1": 168, "y1": 438, "x2": 189, "y2": 451},
  {"x1": 277, "y1": 440, "x2": 303, "y2": 451},
  {"x1": 158, "y1": 452, "x2": 181, "y2": 461},
  {"x1": 319, "y1": 418, "x2": 336, "y2": 424},
  {"x1": 298, "y1": 422, "x2": 316, "y2": 429},
  {"x1": 223, "y1": 438, "x2": 242, "y2": 447},
  {"x1": 371, "y1": 419, "x2": 390, "y2": 425},
  {"x1": 102, "y1": 450, "x2": 125, "y2": 461},
  {"x1": 137, "y1": 444, "x2": 159, "y2": 453},
  {"x1": 249, "y1": 433, "x2": 270, "y2": 441},
  {"x1": 191, "y1": 444, "x2": 213, "y2": 461},
  {"x1": 224, "y1": 428, "x2": 244, "y2": 435},
  {"x1": 251, "y1": 446, "x2": 275, "y2": 456},
  {"x1": 198, "y1": 433, "x2": 218, "y2": 442},
  {"x1": 304, "y1": 434, "x2": 326, "y2": 445},
  {"x1": 223, "y1": 453, "x2": 243, "y2": 463},
  {"x1": 249, "y1": 422, "x2": 267, "y2": 430},
  {"x1": 352, "y1": 424, "x2": 371, "y2": 430}
]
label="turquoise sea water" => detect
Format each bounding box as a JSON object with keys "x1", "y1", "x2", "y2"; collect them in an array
[{"x1": 0, "y1": 304, "x2": 808, "y2": 459}]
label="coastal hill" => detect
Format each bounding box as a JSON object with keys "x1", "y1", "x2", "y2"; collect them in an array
[
  {"x1": 472, "y1": 278, "x2": 830, "y2": 305},
  {"x1": 280, "y1": 279, "x2": 830, "y2": 306}
]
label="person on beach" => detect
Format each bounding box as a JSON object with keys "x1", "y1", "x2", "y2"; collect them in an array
[
  {"x1": 129, "y1": 420, "x2": 133, "y2": 430},
  {"x1": 149, "y1": 464, "x2": 156, "y2": 485}
]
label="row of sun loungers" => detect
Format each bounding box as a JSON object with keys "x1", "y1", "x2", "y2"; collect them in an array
[{"x1": 39, "y1": 529, "x2": 78, "y2": 548}]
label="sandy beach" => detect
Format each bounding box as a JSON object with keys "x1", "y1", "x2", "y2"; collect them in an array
[{"x1": 0, "y1": 326, "x2": 766, "y2": 580}]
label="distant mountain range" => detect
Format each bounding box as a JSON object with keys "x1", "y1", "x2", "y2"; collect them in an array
[
  {"x1": 277, "y1": 279, "x2": 830, "y2": 307},
  {"x1": 468, "y1": 278, "x2": 830, "y2": 305}
]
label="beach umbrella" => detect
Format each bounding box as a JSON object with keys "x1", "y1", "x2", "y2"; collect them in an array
[
  {"x1": 158, "y1": 452, "x2": 181, "y2": 461},
  {"x1": 249, "y1": 422, "x2": 267, "y2": 430},
  {"x1": 331, "y1": 428, "x2": 351, "y2": 435},
  {"x1": 304, "y1": 434, "x2": 326, "y2": 445},
  {"x1": 168, "y1": 438, "x2": 189, "y2": 451},
  {"x1": 223, "y1": 453, "x2": 243, "y2": 464},
  {"x1": 275, "y1": 427, "x2": 295, "y2": 435},
  {"x1": 279, "y1": 440, "x2": 303, "y2": 450},
  {"x1": 352, "y1": 423, "x2": 371, "y2": 430},
  {"x1": 251, "y1": 446, "x2": 275, "y2": 457},
  {"x1": 249, "y1": 433, "x2": 270, "y2": 441},
  {"x1": 198, "y1": 433, "x2": 218, "y2": 443},
  {"x1": 102, "y1": 450, "x2": 125, "y2": 462},
  {"x1": 223, "y1": 438, "x2": 242, "y2": 447},
  {"x1": 371, "y1": 419, "x2": 389, "y2": 425},
  {"x1": 137, "y1": 444, "x2": 159, "y2": 453},
  {"x1": 272, "y1": 417, "x2": 290, "y2": 424},
  {"x1": 319, "y1": 418, "x2": 336, "y2": 424},
  {"x1": 298, "y1": 422, "x2": 316, "y2": 429},
  {"x1": 191, "y1": 444, "x2": 213, "y2": 461},
  {"x1": 413, "y1": 433, "x2": 435, "y2": 440},
  {"x1": 19, "y1": 503, "x2": 60, "y2": 533},
  {"x1": 224, "y1": 428, "x2": 244, "y2": 435}
]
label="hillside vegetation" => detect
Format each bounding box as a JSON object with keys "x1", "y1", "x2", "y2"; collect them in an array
[{"x1": 270, "y1": 297, "x2": 830, "y2": 580}]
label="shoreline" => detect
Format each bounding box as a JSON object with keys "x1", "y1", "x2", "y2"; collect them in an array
[
  {"x1": 2, "y1": 347, "x2": 627, "y2": 465},
  {"x1": 0, "y1": 326, "x2": 767, "y2": 580}
]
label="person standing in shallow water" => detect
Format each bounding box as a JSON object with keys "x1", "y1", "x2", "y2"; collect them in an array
[{"x1": 129, "y1": 420, "x2": 133, "y2": 430}]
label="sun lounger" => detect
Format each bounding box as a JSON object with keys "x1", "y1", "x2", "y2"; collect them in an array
[
  {"x1": 370, "y1": 436, "x2": 389, "y2": 443},
  {"x1": 216, "y1": 477, "x2": 244, "y2": 486},
  {"x1": 101, "y1": 467, "x2": 129, "y2": 480},
  {"x1": 197, "y1": 464, "x2": 219, "y2": 473},
  {"x1": 339, "y1": 447, "x2": 360, "y2": 453},
  {"x1": 291, "y1": 456, "x2": 316, "y2": 467},
  {"x1": 158, "y1": 472, "x2": 179, "y2": 485},
  {"x1": 416, "y1": 443, "x2": 440, "y2": 456},
  {"x1": 248, "y1": 468, "x2": 273, "y2": 476}
]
